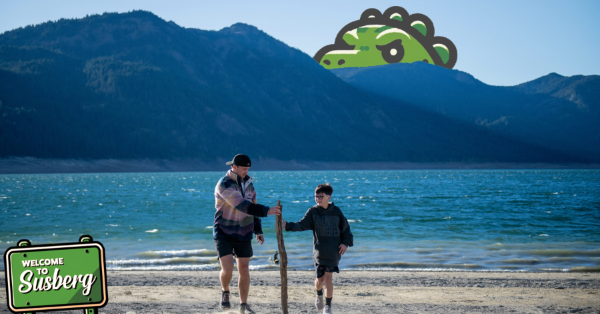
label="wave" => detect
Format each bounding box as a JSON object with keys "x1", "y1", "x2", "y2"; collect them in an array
[
  {"x1": 107, "y1": 256, "x2": 218, "y2": 266},
  {"x1": 136, "y1": 249, "x2": 216, "y2": 258},
  {"x1": 345, "y1": 267, "x2": 526, "y2": 272},
  {"x1": 249, "y1": 264, "x2": 281, "y2": 270},
  {"x1": 107, "y1": 263, "x2": 220, "y2": 271},
  {"x1": 406, "y1": 248, "x2": 444, "y2": 254},
  {"x1": 526, "y1": 249, "x2": 600, "y2": 257},
  {"x1": 498, "y1": 259, "x2": 540, "y2": 265},
  {"x1": 349, "y1": 262, "x2": 481, "y2": 269},
  {"x1": 569, "y1": 266, "x2": 600, "y2": 272},
  {"x1": 350, "y1": 248, "x2": 390, "y2": 253}
]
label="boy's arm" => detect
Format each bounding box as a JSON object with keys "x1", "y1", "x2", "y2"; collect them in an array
[
  {"x1": 216, "y1": 181, "x2": 269, "y2": 217},
  {"x1": 339, "y1": 212, "x2": 354, "y2": 247},
  {"x1": 285, "y1": 208, "x2": 314, "y2": 232}
]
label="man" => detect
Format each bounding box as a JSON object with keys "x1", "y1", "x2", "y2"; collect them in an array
[{"x1": 214, "y1": 154, "x2": 281, "y2": 314}]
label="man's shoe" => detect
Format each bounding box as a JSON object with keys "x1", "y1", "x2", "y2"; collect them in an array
[
  {"x1": 239, "y1": 303, "x2": 256, "y2": 314},
  {"x1": 315, "y1": 294, "x2": 324, "y2": 310},
  {"x1": 323, "y1": 304, "x2": 332, "y2": 314},
  {"x1": 220, "y1": 291, "x2": 230, "y2": 310}
]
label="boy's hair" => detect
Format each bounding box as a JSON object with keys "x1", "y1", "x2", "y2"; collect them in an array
[{"x1": 315, "y1": 183, "x2": 333, "y2": 196}]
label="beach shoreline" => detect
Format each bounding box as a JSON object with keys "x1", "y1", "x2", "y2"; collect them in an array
[
  {"x1": 2, "y1": 270, "x2": 599, "y2": 313},
  {"x1": 1, "y1": 157, "x2": 599, "y2": 174}
]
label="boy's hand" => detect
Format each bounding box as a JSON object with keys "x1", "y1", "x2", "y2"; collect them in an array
[
  {"x1": 268, "y1": 205, "x2": 282, "y2": 216},
  {"x1": 339, "y1": 244, "x2": 348, "y2": 255},
  {"x1": 256, "y1": 234, "x2": 265, "y2": 245},
  {"x1": 281, "y1": 219, "x2": 286, "y2": 230}
]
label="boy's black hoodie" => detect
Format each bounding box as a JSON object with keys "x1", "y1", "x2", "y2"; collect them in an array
[{"x1": 285, "y1": 203, "x2": 353, "y2": 266}]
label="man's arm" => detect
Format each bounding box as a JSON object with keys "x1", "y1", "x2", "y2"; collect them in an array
[
  {"x1": 284, "y1": 208, "x2": 314, "y2": 232},
  {"x1": 217, "y1": 181, "x2": 270, "y2": 217}
]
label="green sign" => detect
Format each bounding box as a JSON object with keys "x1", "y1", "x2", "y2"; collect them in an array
[{"x1": 3, "y1": 236, "x2": 108, "y2": 313}]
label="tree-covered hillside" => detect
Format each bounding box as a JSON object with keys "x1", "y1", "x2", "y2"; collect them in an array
[
  {"x1": 333, "y1": 63, "x2": 599, "y2": 162},
  {"x1": 0, "y1": 11, "x2": 579, "y2": 163}
]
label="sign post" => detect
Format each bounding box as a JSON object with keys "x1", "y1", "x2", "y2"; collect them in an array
[
  {"x1": 275, "y1": 200, "x2": 288, "y2": 314},
  {"x1": 3, "y1": 235, "x2": 108, "y2": 313}
]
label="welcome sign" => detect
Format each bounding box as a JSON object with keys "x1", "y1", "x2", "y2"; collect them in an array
[{"x1": 3, "y1": 236, "x2": 108, "y2": 313}]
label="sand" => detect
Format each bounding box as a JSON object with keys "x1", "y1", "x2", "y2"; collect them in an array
[{"x1": 1, "y1": 270, "x2": 599, "y2": 313}]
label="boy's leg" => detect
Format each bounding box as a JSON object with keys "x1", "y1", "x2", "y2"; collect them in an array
[
  {"x1": 315, "y1": 274, "x2": 325, "y2": 291},
  {"x1": 315, "y1": 274, "x2": 325, "y2": 310},
  {"x1": 236, "y1": 257, "x2": 251, "y2": 304},
  {"x1": 324, "y1": 272, "x2": 333, "y2": 298}
]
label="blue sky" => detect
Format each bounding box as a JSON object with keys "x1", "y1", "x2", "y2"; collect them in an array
[{"x1": 1, "y1": 0, "x2": 599, "y2": 86}]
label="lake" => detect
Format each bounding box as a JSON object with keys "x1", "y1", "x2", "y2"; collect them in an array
[{"x1": 1, "y1": 169, "x2": 599, "y2": 272}]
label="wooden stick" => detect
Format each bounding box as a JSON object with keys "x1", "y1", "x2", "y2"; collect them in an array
[{"x1": 275, "y1": 200, "x2": 288, "y2": 314}]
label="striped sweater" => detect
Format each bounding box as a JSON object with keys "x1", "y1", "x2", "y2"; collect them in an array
[{"x1": 213, "y1": 170, "x2": 270, "y2": 242}]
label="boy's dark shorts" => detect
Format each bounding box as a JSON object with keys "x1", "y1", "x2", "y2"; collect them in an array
[
  {"x1": 315, "y1": 263, "x2": 340, "y2": 278},
  {"x1": 214, "y1": 237, "x2": 253, "y2": 258}
]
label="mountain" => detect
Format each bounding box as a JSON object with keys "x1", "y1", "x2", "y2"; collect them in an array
[
  {"x1": 0, "y1": 11, "x2": 579, "y2": 163},
  {"x1": 332, "y1": 63, "x2": 600, "y2": 162},
  {"x1": 511, "y1": 73, "x2": 600, "y2": 111}
]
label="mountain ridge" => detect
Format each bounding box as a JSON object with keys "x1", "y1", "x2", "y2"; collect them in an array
[
  {"x1": 332, "y1": 63, "x2": 599, "y2": 161},
  {"x1": 0, "y1": 11, "x2": 583, "y2": 163}
]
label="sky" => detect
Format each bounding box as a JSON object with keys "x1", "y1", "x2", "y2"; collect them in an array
[{"x1": 1, "y1": 0, "x2": 599, "y2": 86}]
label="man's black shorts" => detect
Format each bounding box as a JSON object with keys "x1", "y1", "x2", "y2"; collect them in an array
[
  {"x1": 315, "y1": 263, "x2": 340, "y2": 278},
  {"x1": 215, "y1": 237, "x2": 253, "y2": 258}
]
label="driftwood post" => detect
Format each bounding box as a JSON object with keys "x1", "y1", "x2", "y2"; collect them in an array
[{"x1": 275, "y1": 199, "x2": 288, "y2": 314}]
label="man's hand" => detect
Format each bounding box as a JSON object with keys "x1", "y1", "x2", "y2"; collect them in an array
[
  {"x1": 268, "y1": 205, "x2": 282, "y2": 216},
  {"x1": 281, "y1": 219, "x2": 286, "y2": 230},
  {"x1": 339, "y1": 244, "x2": 348, "y2": 255},
  {"x1": 256, "y1": 234, "x2": 264, "y2": 245}
]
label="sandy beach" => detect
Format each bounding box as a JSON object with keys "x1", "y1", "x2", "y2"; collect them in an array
[{"x1": 2, "y1": 270, "x2": 599, "y2": 313}]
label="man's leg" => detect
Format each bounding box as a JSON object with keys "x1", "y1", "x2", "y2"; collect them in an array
[
  {"x1": 236, "y1": 257, "x2": 251, "y2": 304},
  {"x1": 219, "y1": 254, "x2": 234, "y2": 292}
]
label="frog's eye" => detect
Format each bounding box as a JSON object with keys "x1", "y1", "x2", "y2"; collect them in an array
[
  {"x1": 383, "y1": 6, "x2": 409, "y2": 22},
  {"x1": 405, "y1": 14, "x2": 434, "y2": 38},
  {"x1": 376, "y1": 39, "x2": 405, "y2": 64},
  {"x1": 431, "y1": 36, "x2": 458, "y2": 69},
  {"x1": 411, "y1": 21, "x2": 428, "y2": 36},
  {"x1": 360, "y1": 8, "x2": 382, "y2": 20}
]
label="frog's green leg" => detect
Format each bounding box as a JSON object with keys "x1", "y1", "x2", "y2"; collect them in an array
[
  {"x1": 405, "y1": 14, "x2": 435, "y2": 38},
  {"x1": 360, "y1": 8, "x2": 383, "y2": 20},
  {"x1": 383, "y1": 6, "x2": 409, "y2": 22},
  {"x1": 431, "y1": 36, "x2": 457, "y2": 69}
]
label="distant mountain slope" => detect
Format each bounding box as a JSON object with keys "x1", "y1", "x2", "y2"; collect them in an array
[
  {"x1": 0, "y1": 11, "x2": 577, "y2": 163},
  {"x1": 511, "y1": 73, "x2": 600, "y2": 111},
  {"x1": 333, "y1": 63, "x2": 599, "y2": 161}
]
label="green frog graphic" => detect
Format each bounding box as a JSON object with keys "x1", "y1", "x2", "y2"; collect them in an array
[{"x1": 314, "y1": 6, "x2": 457, "y2": 69}]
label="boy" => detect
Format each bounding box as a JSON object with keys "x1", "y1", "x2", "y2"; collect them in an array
[{"x1": 282, "y1": 183, "x2": 353, "y2": 314}]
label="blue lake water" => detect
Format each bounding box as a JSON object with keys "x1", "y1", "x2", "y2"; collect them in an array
[{"x1": 1, "y1": 169, "x2": 599, "y2": 272}]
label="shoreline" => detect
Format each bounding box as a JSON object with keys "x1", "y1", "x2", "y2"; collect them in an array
[
  {"x1": 1, "y1": 157, "x2": 599, "y2": 174},
  {"x1": 2, "y1": 270, "x2": 599, "y2": 313}
]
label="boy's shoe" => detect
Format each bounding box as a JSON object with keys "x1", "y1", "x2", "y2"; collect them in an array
[
  {"x1": 323, "y1": 304, "x2": 332, "y2": 314},
  {"x1": 315, "y1": 294, "x2": 324, "y2": 310},
  {"x1": 220, "y1": 291, "x2": 230, "y2": 310},
  {"x1": 239, "y1": 303, "x2": 256, "y2": 314}
]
